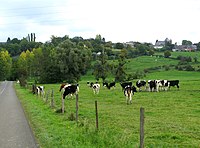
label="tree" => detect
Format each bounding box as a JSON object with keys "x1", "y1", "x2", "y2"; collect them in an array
[
  {"x1": 17, "y1": 51, "x2": 28, "y2": 86},
  {"x1": 115, "y1": 42, "x2": 124, "y2": 49},
  {"x1": 56, "y1": 39, "x2": 92, "y2": 83},
  {"x1": 93, "y1": 48, "x2": 109, "y2": 82},
  {"x1": 115, "y1": 49, "x2": 127, "y2": 82},
  {"x1": 164, "y1": 50, "x2": 171, "y2": 58},
  {"x1": 182, "y1": 40, "x2": 192, "y2": 45},
  {"x1": 0, "y1": 50, "x2": 12, "y2": 80}
]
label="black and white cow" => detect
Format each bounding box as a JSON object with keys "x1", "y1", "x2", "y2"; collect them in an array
[
  {"x1": 157, "y1": 80, "x2": 170, "y2": 91},
  {"x1": 124, "y1": 85, "x2": 137, "y2": 104},
  {"x1": 63, "y1": 84, "x2": 79, "y2": 99},
  {"x1": 103, "y1": 82, "x2": 109, "y2": 88},
  {"x1": 136, "y1": 80, "x2": 147, "y2": 91},
  {"x1": 103, "y1": 82, "x2": 116, "y2": 89},
  {"x1": 168, "y1": 80, "x2": 179, "y2": 90},
  {"x1": 147, "y1": 80, "x2": 159, "y2": 92},
  {"x1": 36, "y1": 86, "x2": 45, "y2": 97},
  {"x1": 120, "y1": 82, "x2": 132, "y2": 91},
  {"x1": 60, "y1": 83, "x2": 79, "y2": 99},
  {"x1": 92, "y1": 82, "x2": 100, "y2": 94}
]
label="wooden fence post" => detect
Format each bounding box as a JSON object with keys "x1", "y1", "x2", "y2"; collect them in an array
[
  {"x1": 51, "y1": 89, "x2": 54, "y2": 108},
  {"x1": 95, "y1": 100, "x2": 99, "y2": 130},
  {"x1": 140, "y1": 107, "x2": 145, "y2": 148},
  {"x1": 76, "y1": 94, "x2": 79, "y2": 122},
  {"x1": 62, "y1": 99, "x2": 65, "y2": 114}
]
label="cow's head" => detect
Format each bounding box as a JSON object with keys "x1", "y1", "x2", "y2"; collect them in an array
[{"x1": 59, "y1": 83, "x2": 66, "y2": 92}]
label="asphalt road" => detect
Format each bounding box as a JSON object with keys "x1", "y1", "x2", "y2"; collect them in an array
[{"x1": 0, "y1": 81, "x2": 38, "y2": 148}]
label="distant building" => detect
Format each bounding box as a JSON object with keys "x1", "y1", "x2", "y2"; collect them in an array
[
  {"x1": 125, "y1": 41, "x2": 135, "y2": 47},
  {"x1": 154, "y1": 38, "x2": 172, "y2": 49},
  {"x1": 172, "y1": 45, "x2": 197, "y2": 52}
]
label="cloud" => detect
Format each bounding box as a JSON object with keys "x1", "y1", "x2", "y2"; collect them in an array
[{"x1": 0, "y1": 0, "x2": 200, "y2": 44}]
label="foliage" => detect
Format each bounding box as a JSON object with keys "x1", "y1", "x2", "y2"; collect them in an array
[
  {"x1": 164, "y1": 50, "x2": 171, "y2": 58},
  {"x1": 114, "y1": 50, "x2": 127, "y2": 82},
  {"x1": 0, "y1": 50, "x2": 12, "y2": 80},
  {"x1": 56, "y1": 39, "x2": 92, "y2": 83},
  {"x1": 182, "y1": 40, "x2": 192, "y2": 45},
  {"x1": 93, "y1": 49, "x2": 110, "y2": 81}
]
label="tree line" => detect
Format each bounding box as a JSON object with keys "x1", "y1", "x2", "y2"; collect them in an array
[{"x1": 0, "y1": 34, "x2": 199, "y2": 84}]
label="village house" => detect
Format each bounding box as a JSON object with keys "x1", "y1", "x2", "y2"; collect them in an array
[
  {"x1": 154, "y1": 38, "x2": 172, "y2": 49},
  {"x1": 172, "y1": 45, "x2": 197, "y2": 52}
]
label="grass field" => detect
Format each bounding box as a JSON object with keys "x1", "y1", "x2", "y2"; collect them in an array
[{"x1": 15, "y1": 68, "x2": 200, "y2": 147}]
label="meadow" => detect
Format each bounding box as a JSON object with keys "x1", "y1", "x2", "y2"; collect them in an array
[{"x1": 15, "y1": 53, "x2": 200, "y2": 147}]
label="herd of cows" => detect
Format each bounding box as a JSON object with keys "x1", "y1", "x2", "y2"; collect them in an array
[{"x1": 32, "y1": 79, "x2": 179, "y2": 105}]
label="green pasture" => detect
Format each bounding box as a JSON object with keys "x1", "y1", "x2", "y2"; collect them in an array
[
  {"x1": 125, "y1": 56, "x2": 178, "y2": 73},
  {"x1": 15, "y1": 70, "x2": 200, "y2": 147}
]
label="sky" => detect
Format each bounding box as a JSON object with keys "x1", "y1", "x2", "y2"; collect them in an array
[{"x1": 0, "y1": 0, "x2": 200, "y2": 44}]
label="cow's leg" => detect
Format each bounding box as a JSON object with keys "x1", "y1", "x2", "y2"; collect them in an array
[{"x1": 130, "y1": 95, "x2": 132, "y2": 104}]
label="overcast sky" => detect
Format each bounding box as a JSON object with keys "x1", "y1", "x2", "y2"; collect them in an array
[{"x1": 0, "y1": 0, "x2": 200, "y2": 44}]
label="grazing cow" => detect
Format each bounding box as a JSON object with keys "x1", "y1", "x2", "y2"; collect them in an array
[
  {"x1": 120, "y1": 82, "x2": 132, "y2": 91},
  {"x1": 103, "y1": 82, "x2": 116, "y2": 89},
  {"x1": 168, "y1": 80, "x2": 179, "y2": 90},
  {"x1": 157, "y1": 80, "x2": 170, "y2": 91},
  {"x1": 92, "y1": 83, "x2": 100, "y2": 94},
  {"x1": 36, "y1": 86, "x2": 45, "y2": 97},
  {"x1": 124, "y1": 85, "x2": 137, "y2": 104},
  {"x1": 136, "y1": 80, "x2": 147, "y2": 91},
  {"x1": 148, "y1": 80, "x2": 157, "y2": 92},
  {"x1": 63, "y1": 84, "x2": 79, "y2": 99},
  {"x1": 103, "y1": 82, "x2": 109, "y2": 88}
]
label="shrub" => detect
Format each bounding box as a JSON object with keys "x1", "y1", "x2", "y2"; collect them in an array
[
  {"x1": 164, "y1": 65, "x2": 170, "y2": 71},
  {"x1": 184, "y1": 65, "x2": 195, "y2": 71}
]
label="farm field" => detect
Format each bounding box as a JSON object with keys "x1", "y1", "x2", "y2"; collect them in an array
[{"x1": 15, "y1": 69, "x2": 200, "y2": 147}]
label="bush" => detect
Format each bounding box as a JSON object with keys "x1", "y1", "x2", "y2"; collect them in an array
[
  {"x1": 164, "y1": 51, "x2": 171, "y2": 58},
  {"x1": 164, "y1": 65, "x2": 170, "y2": 71},
  {"x1": 184, "y1": 65, "x2": 195, "y2": 71},
  {"x1": 127, "y1": 70, "x2": 146, "y2": 80}
]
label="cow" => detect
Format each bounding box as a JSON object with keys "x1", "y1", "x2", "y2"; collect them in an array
[
  {"x1": 120, "y1": 82, "x2": 132, "y2": 91},
  {"x1": 157, "y1": 80, "x2": 170, "y2": 91},
  {"x1": 148, "y1": 80, "x2": 158, "y2": 92},
  {"x1": 59, "y1": 83, "x2": 79, "y2": 99},
  {"x1": 36, "y1": 86, "x2": 45, "y2": 98},
  {"x1": 103, "y1": 82, "x2": 109, "y2": 88},
  {"x1": 103, "y1": 82, "x2": 116, "y2": 89},
  {"x1": 62, "y1": 84, "x2": 79, "y2": 99},
  {"x1": 136, "y1": 80, "x2": 147, "y2": 91},
  {"x1": 124, "y1": 85, "x2": 137, "y2": 104},
  {"x1": 92, "y1": 82, "x2": 100, "y2": 94},
  {"x1": 168, "y1": 80, "x2": 179, "y2": 90}
]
